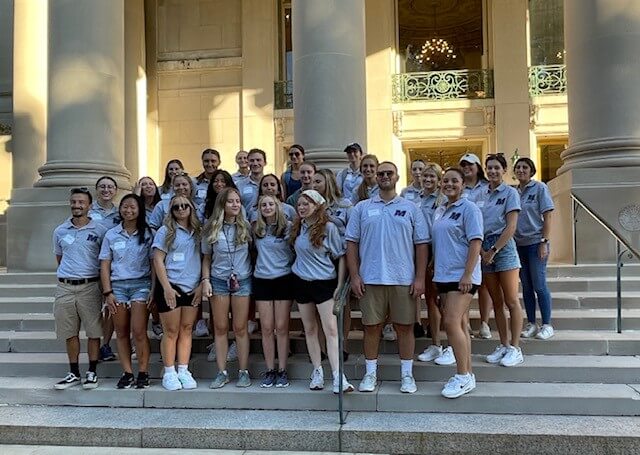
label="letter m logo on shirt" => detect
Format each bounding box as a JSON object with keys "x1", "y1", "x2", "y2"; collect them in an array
[
  {"x1": 449, "y1": 212, "x2": 461, "y2": 221},
  {"x1": 394, "y1": 210, "x2": 407, "y2": 217},
  {"x1": 87, "y1": 234, "x2": 99, "y2": 243},
  {"x1": 496, "y1": 198, "x2": 506, "y2": 205},
  {"x1": 527, "y1": 194, "x2": 536, "y2": 202}
]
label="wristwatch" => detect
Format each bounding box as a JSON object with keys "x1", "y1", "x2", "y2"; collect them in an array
[
  {"x1": 541, "y1": 237, "x2": 549, "y2": 244},
  {"x1": 102, "y1": 290, "x2": 113, "y2": 297},
  {"x1": 490, "y1": 246, "x2": 500, "y2": 253}
]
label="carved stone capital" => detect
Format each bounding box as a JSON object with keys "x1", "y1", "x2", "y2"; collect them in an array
[
  {"x1": 392, "y1": 110, "x2": 403, "y2": 137},
  {"x1": 483, "y1": 106, "x2": 495, "y2": 134},
  {"x1": 529, "y1": 104, "x2": 539, "y2": 130},
  {"x1": 0, "y1": 123, "x2": 11, "y2": 136}
]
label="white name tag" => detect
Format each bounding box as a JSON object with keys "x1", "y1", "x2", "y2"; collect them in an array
[
  {"x1": 476, "y1": 201, "x2": 485, "y2": 208},
  {"x1": 197, "y1": 189, "x2": 207, "y2": 199},
  {"x1": 161, "y1": 193, "x2": 171, "y2": 200},
  {"x1": 172, "y1": 252, "x2": 185, "y2": 262},
  {"x1": 63, "y1": 234, "x2": 75, "y2": 244},
  {"x1": 242, "y1": 186, "x2": 253, "y2": 194},
  {"x1": 91, "y1": 213, "x2": 103, "y2": 220},
  {"x1": 113, "y1": 241, "x2": 126, "y2": 250},
  {"x1": 367, "y1": 209, "x2": 381, "y2": 217}
]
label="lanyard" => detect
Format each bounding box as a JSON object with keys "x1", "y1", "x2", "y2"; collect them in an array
[{"x1": 222, "y1": 223, "x2": 237, "y2": 274}]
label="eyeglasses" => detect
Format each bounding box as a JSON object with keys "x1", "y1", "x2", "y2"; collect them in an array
[
  {"x1": 288, "y1": 151, "x2": 301, "y2": 157},
  {"x1": 97, "y1": 184, "x2": 116, "y2": 190},
  {"x1": 376, "y1": 170, "x2": 394, "y2": 177},
  {"x1": 171, "y1": 203, "x2": 191, "y2": 211}
]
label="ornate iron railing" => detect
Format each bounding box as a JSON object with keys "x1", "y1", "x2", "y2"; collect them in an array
[
  {"x1": 529, "y1": 64, "x2": 566, "y2": 95},
  {"x1": 392, "y1": 69, "x2": 494, "y2": 102},
  {"x1": 274, "y1": 80, "x2": 293, "y2": 109}
]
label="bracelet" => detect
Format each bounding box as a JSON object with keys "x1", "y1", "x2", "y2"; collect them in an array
[
  {"x1": 200, "y1": 277, "x2": 209, "y2": 282},
  {"x1": 102, "y1": 290, "x2": 113, "y2": 296},
  {"x1": 541, "y1": 238, "x2": 549, "y2": 244}
]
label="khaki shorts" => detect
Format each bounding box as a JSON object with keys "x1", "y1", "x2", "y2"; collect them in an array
[
  {"x1": 359, "y1": 285, "x2": 416, "y2": 326},
  {"x1": 53, "y1": 282, "x2": 103, "y2": 340}
]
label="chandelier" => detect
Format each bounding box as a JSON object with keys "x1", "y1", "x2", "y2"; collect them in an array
[{"x1": 416, "y1": 38, "x2": 457, "y2": 68}]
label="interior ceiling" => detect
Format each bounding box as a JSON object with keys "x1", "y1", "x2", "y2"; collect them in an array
[{"x1": 398, "y1": 0, "x2": 483, "y2": 48}]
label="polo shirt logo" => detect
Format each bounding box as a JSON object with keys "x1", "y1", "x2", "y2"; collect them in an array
[
  {"x1": 394, "y1": 210, "x2": 407, "y2": 217},
  {"x1": 527, "y1": 194, "x2": 536, "y2": 202},
  {"x1": 496, "y1": 198, "x2": 506, "y2": 205},
  {"x1": 86, "y1": 234, "x2": 99, "y2": 243},
  {"x1": 449, "y1": 212, "x2": 461, "y2": 221}
]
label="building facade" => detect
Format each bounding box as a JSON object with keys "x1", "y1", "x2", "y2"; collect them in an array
[{"x1": 1, "y1": 0, "x2": 639, "y2": 270}]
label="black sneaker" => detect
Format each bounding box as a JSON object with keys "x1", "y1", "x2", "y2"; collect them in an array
[
  {"x1": 261, "y1": 369, "x2": 277, "y2": 388},
  {"x1": 343, "y1": 350, "x2": 350, "y2": 363},
  {"x1": 99, "y1": 344, "x2": 116, "y2": 362},
  {"x1": 136, "y1": 372, "x2": 150, "y2": 389},
  {"x1": 116, "y1": 372, "x2": 135, "y2": 389},
  {"x1": 83, "y1": 371, "x2": 99, "y2": 390},
  {"x1": 414, "y1": 322, "x2": 426, "y2": 338},
  {"x1": 275, "y1": 369, "x2": 290, "y2": 388},
  {"x1": 54, "y1": 372, "x2": 81, "y2": 390}
]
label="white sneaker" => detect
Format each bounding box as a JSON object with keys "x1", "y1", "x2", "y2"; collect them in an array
[
  {"x1": 536, "y1": 324, "x2": 555, "y2": 340},
  {"x1": 358, "y1": 372, "x2": 377, "y2": 392},
  {"x1": 382, "y1": 324, "x2": 397, "y2": 341},
  {"x1": 162, "y1": 371, "x2": 183, "y2": 391},
  {"x1": 400, "y1": 373, "x2": 417, "y2": 394},
  {"x1": 500, "y1": 345, "x2": 524, "y2": 367},
  {"x1": 333, "y1": 374, "x2": 355, "y2": 394},
  {"x1": 486, "y1": 344, "x2": 508, "y2": 364},
  {"x1": 177, "y1": 369, "x2": 198, "y2": 389},
  {"x1": 206, "y1": 342, "x2": 216, "y2": 362},
  {"x1": 248, "y1": 320, "x2": 258, "y2": 334},
  {"x1": 441, "y1": 373, "x2": 476, "y2": 399},
  {"x1": 434, "y1": 346, "x2": 456, "y2": 366},
  {"x1": 130, "y1": 344, "x2": 137, "y2": 360},
  {"x1": 521, "y1": 322, "x2": 539, "y2": 338},
  {"x1": 309, "y1": 366, "x2": 324, "y2": 390},
  {"x1": 227, "y1": 341, "x2": 238, "y2": 362},
  {"x1": 194, "y1": 319, "x2": 210, "y2": 337},
  {"x1": 417, "y1": 345, "x2": 442, "y2": 362},
  {"x1": 478, "y1": 321, "x2": 492, "y2": 339}
]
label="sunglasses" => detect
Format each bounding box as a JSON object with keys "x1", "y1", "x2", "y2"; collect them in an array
[
  {"x1": 288, "y1": 151, "x2": 301, "y2": 157},
  {"x1": 171, "y1": 203, "x2": 191, "y2": 211},
  {"x1": 376, "y1": 170, "x2": 394, "y2": 177}
]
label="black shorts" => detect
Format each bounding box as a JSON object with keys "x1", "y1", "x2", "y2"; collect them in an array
[
  {"x1": 253, "y1": 274, "x2": 295, "y2": 301},
  {"x1": 434, "y1": 281, "x2": 479, "y2": 296},
  {"x1": 292, "y1": 275, "x2": 337, "y2": 305},
  {"x1": 154, "y1": 282, "x2": 199, "y2": 313}
]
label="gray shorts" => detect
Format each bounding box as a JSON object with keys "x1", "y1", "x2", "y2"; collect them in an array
[{"x1": 53, "y1": 282, "x2": 103, "y2": 340}]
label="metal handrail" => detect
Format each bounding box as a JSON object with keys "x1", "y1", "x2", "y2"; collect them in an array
[
  {"x1": 333, "y1": 276, "x2": 351, "y2": 425},
  {"x1": 570, "y1": 193, "x2": 639, "y2": 332}
]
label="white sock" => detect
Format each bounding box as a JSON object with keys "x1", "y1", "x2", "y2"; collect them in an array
[
  {"x1": 400, "y1": 359, "x2": 413, "y2": 377},
  {"x1": 365, "y1": 359, "x2": 378, "y2": 376},
  {"x1": 164, "y1": 366, "x2": 176, "y2": 375},
  {"x1": 177, "y1": 364, "x2": 188, "y2": 373}
]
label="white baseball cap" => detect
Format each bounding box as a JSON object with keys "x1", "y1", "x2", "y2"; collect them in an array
[
  {"x1": 459, "y1": 153, "x2": 481, "y2": 166},
  {"x1": 301, "y1": 189, "x2": 326, "y2": 206}
]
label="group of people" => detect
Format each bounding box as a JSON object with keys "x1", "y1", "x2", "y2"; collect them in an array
[{"x1": 52, "y1": 143, "x2": 555, "y2": 399}]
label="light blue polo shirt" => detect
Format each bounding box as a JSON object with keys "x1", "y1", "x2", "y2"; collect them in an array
[
  {"x1": 236, "y1": 177, "x2": 260, "y2": 210},
  {"x1": 337, "y1": 167, "x2": 363, "y2": 201},
  {"x1": 88, "y1": 202, "x2": 120, "y2": 228},
  {"x1": 201, "y1": 223, "x2": 252, "y2": 280},
  {"x1": 515, "y1": 180, "x2": 554, "y2": 246},
  {"x1": 327, "y1": 199, "x2": 353, "y2": 238},
  {"x1": 292, "y1": 221, "x2": 344, "y2": 281},
  {"x1": 53, "y1": 218, "x2": 109, "y2": 279},
  {"x1": 345, "y1": 195, "x2": 430, "y2": 286},
  {"x1": 401, "y1": 185, "x2": 423, "y2": 204},
  {"x1": 148, "y1": 199, "x2": 170, "y2": 229},
  {"x1": 248, "y1": 203, "x2": 297, "y2": 224},
  {"x1": 477, "y1": 183, "x2": 521, "y2": 237},
  {"x1": 152, "y1": 225, "x2": 201, "y2": 293},
  {"x1": 192, "y1": 177, "x2": 209, "y2": 207},
  {"x1": 462, "y1": 180, "x2": 489, "y2": 203},
  {"x1": 432, "y1": 198, "x2": 484, "y2": 285},
  {"x1": 159, "y1": 188, "x2": 174, "y2": 201},
  {"x1": 419, "y1": 191, "x2": 446, "y2": 233},
  {"x1": 350, "y1": 184, "x2": 380, "y2": 205},
  {"x1": 232, "y1": 172, "x2": 249, "y2": 184},
  {"x1": 99, "y1": 224, "x2": 153, "y2": 281},
  {"x1": 253, "y1": 223, "x2": 295, "y2": 279}
]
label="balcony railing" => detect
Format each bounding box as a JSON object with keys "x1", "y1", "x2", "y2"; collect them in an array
[
  {"x1": 529, "y1": 64, "x2": 566, "y2": 96},
  {"x1": 274, "y1": 80, "x2": 293, "y2": 110},
  {"x1": 392, "y1": 69, "x2": 494, "y2": 102}
]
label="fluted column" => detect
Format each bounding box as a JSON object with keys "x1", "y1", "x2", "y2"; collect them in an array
[
  {"x1": 559, "y1": 0, "x2": 640, "y2": 173},
  {"x1": 292, "y1": 0, "x2": 367, "y2": 169},
  {"x1": 36, "y1": 0, "x2": 130, "y2": 188}
]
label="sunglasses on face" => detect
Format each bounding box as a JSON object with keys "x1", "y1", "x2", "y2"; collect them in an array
[
  {"x1": 376, "y1": 171, "x2": 394, "y2": 178},
  {"x1": 171, "y1": 203, "x2": 191, "y2": 211},
  {"x1": 288, "y1": 151, "x2": 301, "y2": 157}
]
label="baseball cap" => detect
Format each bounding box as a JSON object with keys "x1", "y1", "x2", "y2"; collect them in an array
[
  {"x1": 459, "y1": 153, "x2": 481, "y2": 165},
  {"x1": 301, "y1": 189, "x2": 326, "y2": 206}
]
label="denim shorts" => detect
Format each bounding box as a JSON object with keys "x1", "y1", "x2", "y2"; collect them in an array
[
  {"x1": 112, "y1": 277, "x2": 151, "y2": 306},
  {"x1": 210, "y1": 276, "x2": 252, "y2": 297},
  {"x1": 482, "y1": 235, "x2": 521, "y2": 273}
]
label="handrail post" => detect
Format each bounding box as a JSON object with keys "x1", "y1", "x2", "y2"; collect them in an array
[
  {"x1": 572, "y1": 197, "x2": 578, "y2": 265},
  {"x1": 334, "y1": 277, "x2": 350, "y2": 425},
  {"x1": 616, "y1": 240, "x2": 624, "y2": 334}
]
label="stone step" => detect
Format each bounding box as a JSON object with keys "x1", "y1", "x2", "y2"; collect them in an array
[
  {"x1": 547, "y1": 263, "x2": 640, "y2": 278},
  {"x1": 2, "y1": 353, "x2": 638, "y2": 384},
  {"x1": 0, "y1": 376, "x2": 639, "y2": 416},
  {"x1": 0, "y1": 284, "x2": 58, "y2": 298},
  {"x1": 0, "y1": 272, "x2": 57, "y2": 285}
]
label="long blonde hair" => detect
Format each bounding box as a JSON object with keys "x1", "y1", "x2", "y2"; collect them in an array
[
  {"x1": 316, "y1": 169, "x2": 349, "y2": 208},
  {"x1": 253, "y1": 195, "x2": 288, "y2": 239},
  {"x1": 355, "y1": 154, "x2": 379, "y2": 203},
  {"x1": 204, "y1": 187, "x2": 251, "y2": 245},
  {"x1": 422, "y1": 162, "x2": 446, "y2": 203},
  {"x1": 163, "y1": 195, "x2": 201, "y2": 250},
  {"x1": 172, "y1": 172, "x2": 194, "y2": 200}
]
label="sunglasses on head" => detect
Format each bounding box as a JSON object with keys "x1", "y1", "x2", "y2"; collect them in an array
[
  {"x1": 171, "y1": 203, "x2": 191, "y2": 211},
  {"x1": 376, "y1": 170, "x2": 394, "y2": 177},
  {"x1": 70, "y1": 187, "x2": 91, "y2": 195}
]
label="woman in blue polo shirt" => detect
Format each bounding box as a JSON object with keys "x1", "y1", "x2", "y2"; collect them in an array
[
  {"x1": 351, "y1": 154, "x2": 379, "y2": 205},
  {"x1": 149, "y1": 173, "x2": 195, "y2": 229},
  {"x1": 252, "y1": 195, "x2": 295, "y2": 388},
  {"x1": 202, "y1": 187, "x2": 253, "y2": 389},
  {"x1": 247, "y1": 174, "x2": 296, "y2": 222},
  {"x1": 99, "y1": 194, "x2": 154, "y2": 390},
  {"x1": 400, "y1": 159, "x2": 425, "y2": 204},
  {"x1": 478, "y1": 154, "x2": 523, "y2": 367},
  {"x1": 291, "y1": 190, "x2": 354, "y2": 394},
  {"x1": 514, "y1": 157, "x2": 555, "y2": 340},
  {"x1": 152, "y1": 195, "x2": 202, "y2": 391},
  {"x1": 135, "y1": 176, "x2": 161, "y2": 224},
  {"x1": 432, "y1": 167, "x2": 483, "y2": 398},
  {"x1": 158, "y1": 159, "x2": 185, "y2": 201}
]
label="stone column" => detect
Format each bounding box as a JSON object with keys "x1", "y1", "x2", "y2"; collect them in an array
[
  {"x1": 36, "y1": 0, "x2": 130, "y2": 188},
  {"x1": 292, "y1": 0, "x2": 367, "y2": 169}
]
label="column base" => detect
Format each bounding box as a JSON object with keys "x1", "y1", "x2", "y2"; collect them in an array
[
  {"x1": 305, "y1": 149, "x2": 348, "y2": 173},
  {"x1": 6, "y1": 187, "x2": 76, "y2": 272},
  {"x1": 548, "y1": 167, "x2": 640, "y2": 264},
  {"x1": 35, "y1": 160, "x2": 132, "y2": 190}
]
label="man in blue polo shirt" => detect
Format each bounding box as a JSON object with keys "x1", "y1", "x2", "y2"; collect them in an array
[
  {"x1": 236, "y1": 148, "x2": 266, "y2": 211},
  {"x1": 52, "y1": 188, "x2": 109, "y2": 390},
  {"x1": 346, "y1": 161, "x2": 429, "y2": 394}
]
